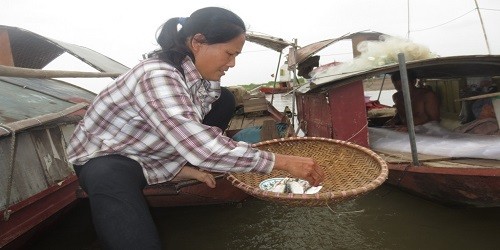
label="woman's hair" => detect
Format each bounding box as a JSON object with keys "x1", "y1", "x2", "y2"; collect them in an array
[{"x1": 156, "y1": 7, "x2": 246, "y2": 69}]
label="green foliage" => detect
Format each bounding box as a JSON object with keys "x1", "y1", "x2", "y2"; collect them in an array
[{"x1": 237, "y1": 78, "x2": 306, "y2": 91}]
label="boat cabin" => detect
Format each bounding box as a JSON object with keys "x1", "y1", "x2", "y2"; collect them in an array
[{"x1": 294, "y1": 55, "x2": 500, "y2": 146}]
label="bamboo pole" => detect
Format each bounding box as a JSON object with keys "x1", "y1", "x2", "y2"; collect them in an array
[
  {"x1": 0, "y1": 102, "x2": 89, "y2": 137},
  {"x1": 474, "y1": 0, "x2": 491, "y2": 54},
  {"x1": 0, "y1": 65, "x2": 122, "y2": 78}
]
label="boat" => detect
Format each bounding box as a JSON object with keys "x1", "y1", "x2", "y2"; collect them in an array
[
  {"x1": 0, "y1": 25, "x2": 128, "y2": 248},
  {"x1": 288, "y1": 32, "x2": 500, "y2": 207},
  {"x1": 259, "y1": 85, "x2": 293, "y2": 94}
]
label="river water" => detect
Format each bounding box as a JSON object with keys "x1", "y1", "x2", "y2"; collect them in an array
[{"x1": 27, "y1": 92, "x2": 500, "y2": 249}]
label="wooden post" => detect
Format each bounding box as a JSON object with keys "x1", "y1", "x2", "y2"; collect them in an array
[{"x1": 260, "y1": 120, "x2": 279, "y2": 141}]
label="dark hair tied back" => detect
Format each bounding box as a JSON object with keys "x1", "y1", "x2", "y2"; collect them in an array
[
  {"x1": 178, "y1": 17, "x2": 188, "y2": 26},
  {"x1": 155, "y1": 7, "x2": 246, "y2": 69}
]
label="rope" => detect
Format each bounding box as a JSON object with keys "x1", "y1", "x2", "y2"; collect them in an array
[
  {"x1": 1, "y1": 124, "x2": 17, "y2": 221},
  {"x1": 346, "y1": 122, "x2": 368, "y2": 143},
  {"x1": 410, "y1": 9, "x2": 476, "y2": 32}
]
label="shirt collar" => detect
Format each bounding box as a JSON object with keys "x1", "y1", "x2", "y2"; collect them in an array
[
  {"x1": 180, "y1": 56, "x2": 221, "y2": 102},
  {"x1": 181, "y1": 56, "x2": 208, "y2": 89}
]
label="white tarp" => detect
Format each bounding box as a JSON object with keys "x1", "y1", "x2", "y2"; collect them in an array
[{"x1": 368, "y1": 121, "x2": 500, "y2": 160}]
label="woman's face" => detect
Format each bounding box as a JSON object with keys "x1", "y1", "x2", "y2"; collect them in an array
[{"x1": 190, "y1": 33, "x2": 246, "y2": 81}]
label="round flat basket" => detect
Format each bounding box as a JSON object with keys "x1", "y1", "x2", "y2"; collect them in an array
[{"x1": 226, "y1": 137, "x2": 388, "y2": 206}]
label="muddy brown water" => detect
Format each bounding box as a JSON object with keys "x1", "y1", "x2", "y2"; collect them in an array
[{"x1": 26, "y1": 185, "x2": 500, "y2": 249}]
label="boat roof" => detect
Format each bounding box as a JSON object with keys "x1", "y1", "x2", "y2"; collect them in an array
[
  {"x1": 1, "y1": 25, "x2": 129, "y2": 73},
  {"x1": 289, "y1": 31, "x2": 386, "y2": 67},
  {"x1": 0, "y1": 25, "x2": 128, "y2": 130},
  {"x1": 246, "y1": 32, "x2": 293, "y2": 52},
  {"x1": 300, "y1": 55, "x2": 500, "y2": 93},
  {"x1": 0, "y1": 76, "x2": 95, "y2": 124}
]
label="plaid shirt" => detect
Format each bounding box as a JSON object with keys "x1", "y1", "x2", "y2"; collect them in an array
[{"x1": 67, "y1": 57, "x2": 274, "y2": 184}]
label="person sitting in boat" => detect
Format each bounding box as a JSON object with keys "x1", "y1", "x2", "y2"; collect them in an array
[
  {"x1": 453, "y1": 98, "x2": 499, "y2": 135},
  {"x1": 66, "y1": 7, "x2": 324, "y2": 250},
  {"x1": 384, "y1": 70, "x2": 440, "y2": 129}
]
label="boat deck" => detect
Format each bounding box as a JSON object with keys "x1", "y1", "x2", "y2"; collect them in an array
[{"x1": 375, "y1": 149, "x2": 500, "y2": 169}]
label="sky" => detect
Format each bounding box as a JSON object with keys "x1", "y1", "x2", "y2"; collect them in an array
[{"x1": 2, "y1": 0, "x2": 500, "y2": 93}]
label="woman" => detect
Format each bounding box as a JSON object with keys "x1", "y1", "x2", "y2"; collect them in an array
[{"x1": 67, "y1": 7, "x2": 324, "y2": 249}]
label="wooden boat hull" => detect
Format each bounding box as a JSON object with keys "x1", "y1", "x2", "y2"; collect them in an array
[
  {"x1": 144, "y1": 177, "x2": 250, "y2": 207},
  {"x1": 0, "y1": 176, "x2": 80, "y2": 249},
  {"x1": 0, "y1": 25, "x2": 128, "y2": 248},
  {"x1": 75, "y1": 174, "x2": 250, "y2": 208},
  {"x1": 386, "y1": 163, "x2": 500, "y2": 207}
]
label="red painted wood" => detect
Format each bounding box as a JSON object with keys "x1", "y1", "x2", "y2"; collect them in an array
[
  {"x1": 0, "y1": 176, "x2": 79, "y2": 249},
  {"x1": 386, "y1": 163, "x2": 500, "y2": 207},
  {"x1": 296, "y1": 81, "x2": 368, "y2": 147},
  {"x1": 327, "y1": 81, "x2": 368, "y2": 147}
]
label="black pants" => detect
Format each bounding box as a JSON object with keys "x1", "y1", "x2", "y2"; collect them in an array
[{"x1": 75, "y1": 88, "x2": 235, "y2": 250}]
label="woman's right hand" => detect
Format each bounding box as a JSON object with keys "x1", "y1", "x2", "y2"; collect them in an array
[{"x1": 273, "y1": 154, "x2": 324, "y2": 186}]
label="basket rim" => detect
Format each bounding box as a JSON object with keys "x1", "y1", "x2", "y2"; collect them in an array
[{"x1": 226, "y1": 136, "x2": 388, "y2": 202}]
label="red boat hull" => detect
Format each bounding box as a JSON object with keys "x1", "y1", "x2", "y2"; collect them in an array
[
  {"x1": 259, "y1": 86, "x2": 293, "y2": 94},
  {"x1": 386, "y1": 163, "x2": 500, "y2": 207},
  {"x1": 0, "y1": 175, "x2": 80, "y2": 249},
  {"x1": 75, "y1": 176, "x2": 250, "y2": 208},
  {"x1": 144, "y1": 178, "x2": 250, "y2": 207}
]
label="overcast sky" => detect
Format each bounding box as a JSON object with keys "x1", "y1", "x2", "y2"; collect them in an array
[{"x1": 2, "y1": 0, "x2": 500, "y2": 92}]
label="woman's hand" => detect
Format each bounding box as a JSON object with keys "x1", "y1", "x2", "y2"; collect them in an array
[
  {"x1": 273, "y1": 154, "x2": 324, "y2": 186},
  {"x1": 173, "y1": 166, "x2": 217, "y2": 188}
]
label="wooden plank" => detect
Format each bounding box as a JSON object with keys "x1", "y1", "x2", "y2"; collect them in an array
[
  {"x1": 244, "y1": 104, "x2": 268, "y2": 113},
  {"x1": 31, "y1": 127, "x2": 74, "y2": 185},
  {"x1": 0, "y1": 65, "x2": 121, "y2": 78},
  {"x1": 242, "y1": 94, "x2": 268, "y2": 113},
  {"x1": 374, "y1": 149, "x2": 455, "y2": 162},
  {"x1": 374, "y1": 149, "x2": 500, "y2": 168},
  {"x1": 260, "y1": 120, "x2": 279, "y2": 141},
  {"x1": 456, "y1": 91, "x2": 500, "y2": 101},
  {"x1": 0, "y1": 132, "x2": 49, "y2": 208}
]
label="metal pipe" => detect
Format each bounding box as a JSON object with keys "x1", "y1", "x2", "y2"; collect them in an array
[{"x1": 397, "y1": 53, "x2": 420, "y2": 166}]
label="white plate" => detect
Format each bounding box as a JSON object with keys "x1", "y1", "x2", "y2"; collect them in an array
[
  {"x1": 259, "y1": 178, "x2": 323, "y2": 194},
  {"x1": 259, "y1": 178, "x2": 287, "y2": 191}
]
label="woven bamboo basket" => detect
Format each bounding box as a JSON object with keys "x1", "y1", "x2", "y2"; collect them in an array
[{"x1": 226, "y1": 137, "x2": 388, "y2": 206}]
